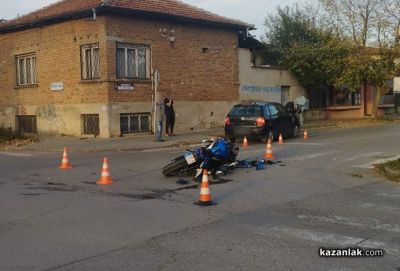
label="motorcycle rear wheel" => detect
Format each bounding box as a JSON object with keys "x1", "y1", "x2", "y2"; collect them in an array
[{"x1": 162, "y1": 156, "x2": 189, "y2": 177}]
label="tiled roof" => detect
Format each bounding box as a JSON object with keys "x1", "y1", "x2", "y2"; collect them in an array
[{"x1": 0, "y1": 0, "x2": 252, "y2": 31}]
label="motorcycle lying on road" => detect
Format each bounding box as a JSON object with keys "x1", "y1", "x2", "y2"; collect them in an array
[{"x1": 162, "y1": 137, "x2": 239, "y2": 179}]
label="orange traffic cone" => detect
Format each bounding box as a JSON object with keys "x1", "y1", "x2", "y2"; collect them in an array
[
  {"x1": 304, "y1": 129, "x2": 308, "y2": 140},
  {"x1": 59, "y1": 147, "x2": 72, "y2": 169},
  {"x1": 264, "y1": 138, "x2": 275, "y2": 160},
  {"x1": 194, "y1": 170, "x2": 216, "y2": 206},
  {"x1": 97, "y1": 157, "x2": 113, "y2": 185},
  {"x1": 278, "y1": 133, "x2": 284, "y2": 144},
  {"x1": 243, "y1": 136, "x2": 248, "y2": 148}
]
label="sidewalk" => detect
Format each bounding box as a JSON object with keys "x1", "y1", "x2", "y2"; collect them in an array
[
  {"x1": 5, "y1": 128, "x2": 225, "y2": 152},
  {"x1": 1, "y1": 115, "x2": 399, "y2": 153},
  {"x1": 302, "y1": 115, "x2": 400, "y2": 130}
]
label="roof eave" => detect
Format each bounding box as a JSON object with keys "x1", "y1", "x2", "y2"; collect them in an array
[
  {"x1": 0, "y1": 5, "x2": 253, "y2": 34},
  {"x1": 107, "y1": 7, "x2": 252, "y2": 30},
  {"x1": 0, "y1": 7, "x2": 107, "y2": 34}
]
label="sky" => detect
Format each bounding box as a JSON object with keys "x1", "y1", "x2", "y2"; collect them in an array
[{"x1": 0, "y1": 0, "x2": 303, "y2": 39}]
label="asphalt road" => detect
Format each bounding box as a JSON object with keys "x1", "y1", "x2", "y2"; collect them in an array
[{"x1": 0, "y1": 124, "x2": 399, "y2": 270}]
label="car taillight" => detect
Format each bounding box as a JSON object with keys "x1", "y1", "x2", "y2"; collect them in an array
[
  {"x1": 225, "y1": 117, "x2": 231, "y2": 125},
  {"x1": 256, "y1": 117, "x2": 266, "y2": 127}
]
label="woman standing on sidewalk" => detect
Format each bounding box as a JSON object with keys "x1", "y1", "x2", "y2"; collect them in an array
[{"x1": 165, "y1": 98, "x2": 176, "y2": 136}]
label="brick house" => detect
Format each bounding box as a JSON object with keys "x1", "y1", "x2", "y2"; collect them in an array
[{"x1": 0, "y1": 0, "x2": 253, "y2": 137}]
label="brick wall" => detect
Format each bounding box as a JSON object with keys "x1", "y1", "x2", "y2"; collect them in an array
[
  {"x1": 105, "y1": 16, "x2": 239, "y2": 103},
  {"x1": 0, "y1": 15, "x2": 239, "y2": 105},
  {"x1": 0, "y1": 17, "x2": 109, "y2": 107},
  {"x1": 0, "y1": 14, "x2": 240, "y2": 136}
]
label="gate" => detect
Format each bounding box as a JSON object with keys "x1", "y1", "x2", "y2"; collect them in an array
[
  {"x1": 17, "y1": 115, "x2": 37, "y2": 134},
  {"x1": 82, "y1": 114, "x2": 99, "y2": 135}
]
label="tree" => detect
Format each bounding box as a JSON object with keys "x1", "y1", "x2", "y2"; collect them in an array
[
  {"x1": 335, "y1": 47, "x2": 396, "y2": 117},
  {"x1": 263, "y1": 5, "x2": 351, "y2": 89},
  {"x1": 263, "y1": 5, "x2": 323, "y2": 67},
  {"x1": 283, "y1": 36, "x2": 352, "y2": 88},
  {"x1": 319, "y1": 0, "x2": 398, "y2": 117}
]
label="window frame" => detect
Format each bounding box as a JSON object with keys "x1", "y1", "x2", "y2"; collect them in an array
[
  {"x1": 116, "y1": 43, "x2": 151, "y2": 80},
  {"x1": 80, "y1": 43, "x2": 100, "y2": 80},
  {"x1": 16, "y1": 53, "x2": 37, "y2": 87}
]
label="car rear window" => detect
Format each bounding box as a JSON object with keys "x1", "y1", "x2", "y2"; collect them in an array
[{"x1": 229, "y1": 106, "x2": 262, "y2": 116}]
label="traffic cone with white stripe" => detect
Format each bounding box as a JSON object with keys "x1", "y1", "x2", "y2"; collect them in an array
[
  {"x1": 278, "y1": 133, "x2": 284, "y2": 144},
  {"x1": 243, "y1": 136, "x2": 248, "y2": 148},
  {"x1": 264, "y1": 138, "x2": 275, "y2": 160},
  {"x1": 97, "y1": 157, "x2": 113, "y2": 185},
  {"x1": 194, "y1": 170, "x2": 216, "y2": 206},
  {"x1": 59, "y1": 147, "x2": 72, "y2": 169},
  {"x1": 304, "y1": 129, "x2": 308, "y2": 140}
]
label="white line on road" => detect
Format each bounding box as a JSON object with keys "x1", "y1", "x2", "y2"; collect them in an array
[
  {"x1": 255, "y1": 226, "x2": 400, "y2": 256},
  {"x1": 284, "y1": 142, "x2": 325, "y2": 146},
  {"x1": 351, "y1": 155, "x2": 400, "y2": 169},
  {"x1": 360, "y1": 202, "x2": 400, "y2": 213},
  {"x1": 0, "y1": 152, "x2": 35, "y2": 157},
  {"x1": 257, "y1": 226, "x2": 364, "y2": 247},
  {"x1": 358, "y1": 240, "x2": 400, "y2": 256},
  {"x1": 289, "y1": 151, "x2": 340, "y2": 161},
  {"x1": 343, "y1": 152, "x2": 383, "y2": 162},
  {"x1": 327, "y1": 132, "x2": 400, "y2": 145},
  {"x1": 297, "y1": 214, "x2": 400, "y2": 233}
]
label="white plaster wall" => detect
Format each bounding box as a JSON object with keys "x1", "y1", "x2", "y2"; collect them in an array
[
  {"x1": 0, "y1": 106, "x2": 17, "y2": 129},
  {"x1": 238, "y1": 48, "x2": 306, "y2": 103},
  {"x1": 0, "y1": 101, "x2": 238, "y2": 138},
  {"x1": 110, "y1": 101, "x2": 237, "y2": 136}
]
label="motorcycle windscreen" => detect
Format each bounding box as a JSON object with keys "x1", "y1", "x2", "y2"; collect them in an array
[{"x1": 209, "y1": 139, "x2": 229, "y2": 159}]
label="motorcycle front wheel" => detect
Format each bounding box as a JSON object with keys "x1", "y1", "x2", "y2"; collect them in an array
[{"x1": 162, "y1": 156, "x2": 189, "y2": 177}]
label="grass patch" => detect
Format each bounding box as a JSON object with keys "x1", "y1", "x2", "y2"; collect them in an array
[{"x1": 375, "y1": 159, "x2": 400, "y2": 183}]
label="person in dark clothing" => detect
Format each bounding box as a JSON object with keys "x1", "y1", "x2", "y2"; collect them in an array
[{"x1": 164, "y1": 98, "x2": 176, "y2": 136}]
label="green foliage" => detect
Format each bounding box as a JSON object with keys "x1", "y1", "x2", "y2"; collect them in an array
[
  {"x1": 283, "y1": 37, "x2": 352, "y2": 88},
  {"x1": 264, "y1": 6, "x2": 323, "y2": 66},
  {"x1": 262, "y1": 4, "x2": 398, "y2": 93},
  {"x1": 335, "y1": 47, "x2": 396, "y2": 90}
]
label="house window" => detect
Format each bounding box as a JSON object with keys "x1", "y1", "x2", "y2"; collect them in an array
[
  {"x1": 81, "y1": 44, "x2": 100, "y2": 80},
  {"x1": 16, "y1": 54, "x2": 37, "y2": 86},
  {"x1": 120, "y1": 113, "x2": 151, "y2": 134},
  {"x1": 327, "y1": 87, "x2": 361, "y2": 106},
  {"x1": 116, "y1": 43, "x2": 150, "y2": 79}
]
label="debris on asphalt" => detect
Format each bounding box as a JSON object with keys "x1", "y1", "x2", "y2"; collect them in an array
[
  {"x1": 236, "y1": 159, "x2": 282, "y2": 170},
  {"x1": 236, "y1": 160, "x2": 253, "y2": 168},
  {"x1": 255, "y1": 160, "x2": 266, "y2": 170},
  {"x1": 176, "y1": 179, "x2": 190, "y2": 185},
  {"x1": 350, "y1": 173, "x2": 364, "y2": 178}
]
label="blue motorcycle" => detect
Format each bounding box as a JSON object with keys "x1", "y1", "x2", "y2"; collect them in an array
[{"x1": 162, "y1": 137, "x2": 239, "y2": 178}]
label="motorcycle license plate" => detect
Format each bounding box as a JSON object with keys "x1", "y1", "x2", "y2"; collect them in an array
[{"x1": 184, "y1": 152, "x2": 196, "y2": 165}]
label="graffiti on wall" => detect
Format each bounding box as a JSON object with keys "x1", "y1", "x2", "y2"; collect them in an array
[
  {"x1": 240, "y1": 84, "x2": 281, "y2": 102},
  {"x1": 20, "y1": 105, "x2": 27, "y2": 115},
  {"x1": 36, "y1": 105, "x2": 65, "y2": 132},
  {"x1": 241, "y1": 85, "x2": 281, "y2": 94}
]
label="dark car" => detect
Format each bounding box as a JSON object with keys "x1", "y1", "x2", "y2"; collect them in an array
[{"x1": 224, "y1": 102, "x2": 300, "y2": 142}]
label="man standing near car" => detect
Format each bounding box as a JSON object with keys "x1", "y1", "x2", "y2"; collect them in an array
[{"x1": 155, "y1": 98, "x2": 165, "y2": 142}]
